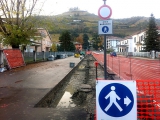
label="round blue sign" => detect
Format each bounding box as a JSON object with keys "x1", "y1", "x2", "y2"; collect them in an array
[
  {"x1": 102, "y1": 26, "x2": 109, "y2": 33},
  {"x1": 98, "y1": 83, "x2": 134, "y2": 117}
]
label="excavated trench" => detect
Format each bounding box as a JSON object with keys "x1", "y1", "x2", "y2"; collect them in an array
[{"x1": 34, "y1": 54, "x2": 114, "y2": 119}]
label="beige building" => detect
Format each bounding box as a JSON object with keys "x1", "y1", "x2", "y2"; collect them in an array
[
  {"x1": 27, "y1": 28, "x2": 52, "y2": 52},
  {"x1": 0, "y1": 28, "x2": 52, "y2": 52}
]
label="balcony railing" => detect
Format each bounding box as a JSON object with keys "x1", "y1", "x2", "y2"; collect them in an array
[{"x1": 136, "y1": 42, "x2": 142, "y2": 45}]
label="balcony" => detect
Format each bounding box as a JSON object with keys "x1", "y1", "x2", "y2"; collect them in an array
[
  {"x1": 136, "y1": 42, "x2": 142, "y2": 45},
  {"x1": 124, "y1": 42, "x2": 128, "y2": 45}
]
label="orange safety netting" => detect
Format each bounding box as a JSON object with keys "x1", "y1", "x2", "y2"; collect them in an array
[
  {"x1": 137, "y1": 80, "x2": 160, "y2": 119},
  {"x1": 92, "y1": 52, "x2": 160, "y2": 119},
  {"x1": 92, "y1": 52, "x2": 160, "y2": 80},
  {"x1": 3, "y1": 49, "x2": 25, "y2": 69}
]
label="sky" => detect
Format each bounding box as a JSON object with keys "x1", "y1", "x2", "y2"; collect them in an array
[{"x1": 38, "y1": 0, "x2": 160, "y2": 19}]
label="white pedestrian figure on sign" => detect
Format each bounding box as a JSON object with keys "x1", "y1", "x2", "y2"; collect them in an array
[
  {"x1": 105, "y1": 86, "x2": 123, "y2": 112},
  {"x1": 104, "y1": 27, "x2": 107, "y2": 33}
]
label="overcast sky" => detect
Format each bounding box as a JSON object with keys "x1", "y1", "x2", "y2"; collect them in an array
[{"x1": 38, "y1": 0, "x2": 160, "y2": 19}]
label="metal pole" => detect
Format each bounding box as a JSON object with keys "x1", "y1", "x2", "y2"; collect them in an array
[
  {"x1": 96, "y1": 66, "x2": 97, "y2": 79},
  {"x1": 103, "y1": 0, "x2": 106, "y2": 4},
  {"x1": 102, "y1": 0, "x2": 107, "y2": 79},
  {"x1": 104, "y1": 35, "x2": 107, "y2": 79},
  {"x1": 130, "y1": 57, "x2": 132, "y2": 80},
  {"x1": 119, "y1": 57, "x2": 120, "y2": 78}
]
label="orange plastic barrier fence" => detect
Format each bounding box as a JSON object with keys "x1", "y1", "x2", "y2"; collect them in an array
[
  {"x1": 137, "y1": 80, "x2": 160, "y2": 119},
  {"x1": 3, "y1": 49, "x2": 25, "y2": 69},
  {"x1": 92, "y1": 52, "x2": 160, "y2": 80},
  {"x1": 92, "y1": 52, "x2": 160, "y2": 119}
]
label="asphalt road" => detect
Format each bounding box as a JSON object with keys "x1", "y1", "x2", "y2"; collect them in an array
[{"x1": 0, "y1": 56, "x2": 87, "y2": 120}]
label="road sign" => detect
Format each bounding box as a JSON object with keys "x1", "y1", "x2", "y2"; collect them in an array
[
  {"x1": 98, "y1": 20, "x2": 112, "y2": 34},
  {"x1": 96, "y1": 80, "x2": 137, "y2": 120},
  {"x1": 98, "y1": 4, "x2": 112, "y2": 20}
]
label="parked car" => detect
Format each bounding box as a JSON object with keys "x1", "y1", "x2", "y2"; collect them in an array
[
  {"x1": 110, "y1": 52, "x2": 117, "y2": 57},
  {"x1": 47, "y1": 55, "x2": 54, "y2": 61}
]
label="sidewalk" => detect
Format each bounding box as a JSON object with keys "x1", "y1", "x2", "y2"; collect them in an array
[{"x1": 0, "y1": 56, "x2": 86, "y2": 120}]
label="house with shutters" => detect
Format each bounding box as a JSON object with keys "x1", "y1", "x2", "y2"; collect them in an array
[
  {"x1": 119, "y1": 27, "x2": 160, "y2": 53},
  {"x1": 26, "y1": 28, "x2": 52, "y2": 52},
  {"x1": 119, "y1": 30, "x2": 146, "y2": 52}
]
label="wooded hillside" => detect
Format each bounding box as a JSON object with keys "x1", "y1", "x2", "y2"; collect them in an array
[{"x1": 35, "y1": 10, "x2": 160, "y2": 42}]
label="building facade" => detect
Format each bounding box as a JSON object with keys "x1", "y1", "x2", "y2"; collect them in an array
[
  {"x1": 107, "y1": 36, "x2": 122, "y2": 52},
  {"x1": 119, "y1": 31, "x2": 146, "y2": 52},
  {"x1": 74, "y1": 42, "x2": 82, "y2": 51},
  {"x1": 26, "y1": 28, "x2": 52, "y2": 52}
]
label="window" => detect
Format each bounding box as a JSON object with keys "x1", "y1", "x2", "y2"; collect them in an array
[
  {"x1": 141, "y1": 35, "x2": 143, "y2": 42},
  {"x1": 134, "y1": 37, "x2": 136, "y2": 43}
]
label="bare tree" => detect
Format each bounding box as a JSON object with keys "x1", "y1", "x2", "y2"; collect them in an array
[{"x1": 0, "y1": 0, "x2": 43, "y2": 48}]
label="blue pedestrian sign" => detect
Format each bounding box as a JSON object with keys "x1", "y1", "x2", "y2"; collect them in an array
[
  {"x1": 98, "y1": 20, "x2": 112, "y2": 35},
  {"x1": 96, "y1": 80, "x2": 137, "y2": 120},
  {"x1": 102, "y1": 26, "x2": 109, "y2": 33}
]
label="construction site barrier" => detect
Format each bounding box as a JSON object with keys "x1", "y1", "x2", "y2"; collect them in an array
[
  {"x1": 92, "y1": 52, "x2": 160, "y2": 80},
  {"x1": 137, "y1": 80, "x2": 160, "y2": 119},
  {"x1": 3, "y1": 49, "x2": 25, "y2": 69},
  {"x1": 92, "y1": 52, "x2": 160, "y2": 119}
]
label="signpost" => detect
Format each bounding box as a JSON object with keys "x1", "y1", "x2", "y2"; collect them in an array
[
  {"x1": 98, "y1": 0, "x2": 112, "y2": 79},
  {"x1": 96, "y1": 80, "x2": 137, "y2": 120},
  {"x1": 96, "y1": 1, "x2": 137, "y2": 120}
]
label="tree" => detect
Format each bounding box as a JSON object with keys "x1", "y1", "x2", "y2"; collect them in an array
[
  {"x1": 143, "y1": 14, "x2": 160, "y2": 52},
  {"x1": 59, "y1": 30, "x2": 73, "y2": 51},
  {"x1": 71, "y1": 31, "x2": 79, "y2": 41},
  {"x1": 51, "y1": 43, "x2": 57, "y2": 52},
  {"x1": 92, "y1": 34, "x2": 102, "y2": 50},
  {"x1": 82, "y1": 33, "x2": 89, "y2": 50},
  {"x1": 69, "y1": 42, "x2": 76, "y2": 51},
  {"x1": 76, "y1": 35, "x2": 83, "y2": 44},
  {"x1": 0, "y1": 0, "x2": 42, "y2": 48},
  {"x1": 57, "y1": 44, "x2": 63, "y2": 51}
]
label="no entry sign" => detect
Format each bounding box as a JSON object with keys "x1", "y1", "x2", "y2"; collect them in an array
[{"x1": 98, "y1": 4, "x2": 112, "y2": 20}]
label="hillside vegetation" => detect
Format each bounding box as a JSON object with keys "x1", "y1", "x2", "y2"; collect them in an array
[{"x1": 36, "y1": 10, "x2": 160, "y2": 42}]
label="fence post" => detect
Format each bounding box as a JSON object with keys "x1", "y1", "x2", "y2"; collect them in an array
[
  {"x1": 33, "y1": 51, "x2": 36, "y2": 62},
  {"x1": 42, "y1": 51, "x2": 45, "y2": 60},
  {"x1": 0, "y1": 50, "x2": 4, "y2": 68}
]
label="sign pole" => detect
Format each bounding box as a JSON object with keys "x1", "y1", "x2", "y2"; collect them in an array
[
  {"x1": 98, "y1": 0, "x2": 112, "y2": 79},
  {"x1": 103, "y1": 0, "x2": 107, "y2": 79},
  {"x1": 104, "y1": 34, "x2": 107, "y2": 79}
]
